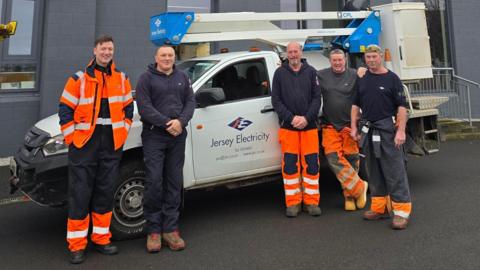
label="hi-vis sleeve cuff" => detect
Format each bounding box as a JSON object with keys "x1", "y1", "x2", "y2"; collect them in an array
[
  {"x1": 123, "y1": 92, "x2": 133, "y2": 106},
  {"x1": 61, "y1": 121, "x2": 75, "y2": 145}
]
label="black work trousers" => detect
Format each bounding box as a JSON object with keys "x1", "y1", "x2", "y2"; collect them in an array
[
  {"x1": 142, "y1": 127, "x2": 186, "y2": 234},
  {"x1": 363, "y1": 119, "x2": 411, "y2": 203},
  {"x1": 68, "y1": 126, "x2": 123, "y2": 219}
]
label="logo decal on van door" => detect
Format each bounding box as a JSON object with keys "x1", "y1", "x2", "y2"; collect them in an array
[{"x1": 228, "y1": 117, "x2": 252, "y2": 131}]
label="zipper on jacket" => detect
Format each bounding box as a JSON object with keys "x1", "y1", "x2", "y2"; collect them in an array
[{"x1": 91, "y1": 83, "x2": 99, "y2": 126}]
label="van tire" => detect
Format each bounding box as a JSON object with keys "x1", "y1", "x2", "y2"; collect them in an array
[{"x1": 110, "y1": 159, "x2": 146, "y2": 240}]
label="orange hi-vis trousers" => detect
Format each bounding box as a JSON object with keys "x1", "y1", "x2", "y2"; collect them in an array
[
  {"x1": 67, "y1": 211, "x2": 113, "y2": 252},
  {"x1": 322, "y1": 125, "x2": 365, "y2": 198},
  {"x1": 278, "y1": 128, "x2": 320, "y2": 207}
]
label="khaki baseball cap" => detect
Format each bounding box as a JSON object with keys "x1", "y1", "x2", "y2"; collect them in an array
[{"x1": 365, "y1": 44, "x2": 382, "y2": 53}]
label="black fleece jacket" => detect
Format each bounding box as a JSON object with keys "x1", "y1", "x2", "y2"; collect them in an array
[
  {"x1": 135, "y1": 63, "x2": 195, "y2": 129},
  {"x1": 271, "y1": 59, "x2": 321, "y2": 130}
]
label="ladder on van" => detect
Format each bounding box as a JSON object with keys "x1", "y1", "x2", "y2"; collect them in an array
[{"x1": 149, "y1": 10, "x2": 381, "y2": 52}]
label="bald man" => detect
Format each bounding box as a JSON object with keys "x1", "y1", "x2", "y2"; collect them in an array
[{"x1": 272, "y1": 42, "x2": 322, "y2": 217}]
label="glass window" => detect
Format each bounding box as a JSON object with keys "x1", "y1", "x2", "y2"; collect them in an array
[
  {"x1": 0, "y1": 0, "x2": 40, "y2": 92},
  {"x1": 177, "y1": 60, "x2": 218, "y2": 83},
  {"x1": 0, "y1": 63, "x2": 35, "y2": 89},
  {"x1": 8, "y1": 0, "x2": 34, "y2": 55},
  {"x1": 202, "y1": 59, "x2": 270, "y2": 103}
]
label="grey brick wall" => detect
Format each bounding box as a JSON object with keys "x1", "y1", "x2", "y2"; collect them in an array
[
  {"x1": 38, "y1": 0, "x2": 97, "y2": 119},
  {"x1": 95, "y1": 0, "x2": 167, "y2": 91},
  {"x1": 39, "y1": 0, "x2": 167, "y2": 119},
  {"x1": 449, "y1": 0, "x2": 480, "y2": 118},
  {"x1": 0, "y1": 96, "x2": 39, "y2": 156}
]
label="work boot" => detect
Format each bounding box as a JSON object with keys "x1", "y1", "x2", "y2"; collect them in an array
[
  {"x1": 356, "y1": 181, "x2": 368, "y2": 209},
  {"x1": 146, "y1": 233, "x2": 162, "y2": 253},
  {"x1": 285, "y1": 204, "x2": 301, "y2": 217},
  {"x1": 162, "y1": 231, "x2": 186, "y2": 251},
  {"x1": 363, "y1": 210, "x2": 390, "y2": 220},
  {"x1": 344, "y1": 197, "x2": 356, "y2": 211},
  {"x1": 391, "y1": 215, "x2": 409, "y2": 230},
  {"x1": 303, "y1": 204, "x2": 322, "y2": 216},
  {"x1": 69, "y1": 249, "x2": 86, "y2": 264},
  {"x1": 92, "y1": 243, "x2": 119, "y2": 255}
]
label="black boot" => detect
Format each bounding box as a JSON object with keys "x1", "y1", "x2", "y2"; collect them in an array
[
  {"x1": 92, "y1": 243, "x2": 119, "y2": 255},
  {"x1": 69, "y1": 250, "x2": 86, "y2": 264}
]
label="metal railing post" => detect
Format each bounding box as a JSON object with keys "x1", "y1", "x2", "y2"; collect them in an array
[{"x1": 467, "y1": 86, "x2": 472, "y2": 126}]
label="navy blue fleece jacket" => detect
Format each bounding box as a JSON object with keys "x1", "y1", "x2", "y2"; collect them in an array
[
  {"x1": 271, "y1": 60, "x2": 321, "y2": 130},
  {"x1": 135, "y1": 63, "x2": 195, "y2": 129}
]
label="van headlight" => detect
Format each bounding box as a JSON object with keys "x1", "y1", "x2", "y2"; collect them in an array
[{"x1": 42, "y1": 134, "x2": 68, "y2": 156}]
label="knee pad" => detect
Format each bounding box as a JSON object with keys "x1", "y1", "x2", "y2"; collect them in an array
[
  {"x1": 304, "y1": 153, "x2": 319, "y2": 175},
  {"x1": 326, "y1": 152, "x2": 343, "y2": 172},
  {"x1": 283, "y1": 153, "x2": 298, "y2": 175}
]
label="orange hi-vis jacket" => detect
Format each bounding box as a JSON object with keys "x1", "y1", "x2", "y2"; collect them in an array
[{"x1": 59, "y1": 60, "x2": 133, "y2": 150}]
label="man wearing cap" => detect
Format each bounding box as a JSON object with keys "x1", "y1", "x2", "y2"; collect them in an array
[
  {"x1": 350, "y1": 44, "x2": 412, "y2": 230},
  {"x1": 317, "y1": 49, "x2": 368, "y2": 212}
]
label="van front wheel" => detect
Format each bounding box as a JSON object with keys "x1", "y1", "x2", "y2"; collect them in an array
[{"x1": 110, "y1": 160, "x2": 146, "y2": 240}]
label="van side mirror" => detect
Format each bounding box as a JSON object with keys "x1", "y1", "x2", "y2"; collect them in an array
[{"x1": 195, "y1": 87, "x2": 225, "y2": 108}]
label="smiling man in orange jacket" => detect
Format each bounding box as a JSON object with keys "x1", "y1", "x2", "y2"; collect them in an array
[{"x1": 58, "y1": 35, "x2": 133, "y2": 264}]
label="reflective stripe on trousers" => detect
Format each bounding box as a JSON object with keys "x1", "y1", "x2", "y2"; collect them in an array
[
  {"x1": 363, "y1": 118, "x2": 412, "y2": 215},
  {"x1": 67, "y1": 126, "x2": 122, "y2": 251},
  {"x1": 322, "y1": 125, "x2": 365, "y2": 198},
  {"x1": 66, "y1": 211, "x2": 113, "y2": 251},
  {"x1": 278, "y1": 128, "x2": 320, "y2": 207}
]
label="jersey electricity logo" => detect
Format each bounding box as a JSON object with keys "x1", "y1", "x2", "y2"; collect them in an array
[{"x1": 228, "y1": 117, "x2": 252, "y2": 131}]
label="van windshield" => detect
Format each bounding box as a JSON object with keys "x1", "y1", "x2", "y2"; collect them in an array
[{"x1": 177, "y1": 60, "x2": 218, "y2": 83}]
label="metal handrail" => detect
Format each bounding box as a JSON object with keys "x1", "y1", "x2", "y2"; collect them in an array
[
  {"x1": 431, "y1": 67, "x2": 479, "y2": 126},
  {"x1": 433, "y1": 67, "x2": 480, "y2": 87},
  {"x1": 453, "y1": 75, "x2": 480, "y2": 87},
  {"x1": 403, "y1": 84, "x2": 414, "y2": 111}
]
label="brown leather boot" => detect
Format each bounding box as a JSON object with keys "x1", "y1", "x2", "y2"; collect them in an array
[
  {"x1": 162, "y1": 231, "x2": 185, "y2": 251},
  {"x1": 392, "y1": 215, "x2": 409, "y2": 230},
  {"x1": 363, "y1": 210, "x2": 390, "y2": 220},
  {"x1": 146, "y1": 233, "x2": 161, "y2": 253}
]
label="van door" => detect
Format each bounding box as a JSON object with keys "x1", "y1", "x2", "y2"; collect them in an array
[{"x1": 190, "y1": 58, "x2": 281, "y2": 183}]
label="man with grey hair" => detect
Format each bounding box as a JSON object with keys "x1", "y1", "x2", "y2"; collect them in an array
[
  {"x1": 317, "y1": 49, "x2": 368, "y2": 212},
  {"x1": 272, "y1": 42, "x2": 322, "y2": 217}
]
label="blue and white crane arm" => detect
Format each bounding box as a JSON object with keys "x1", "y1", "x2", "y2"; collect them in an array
[{"x1": 149, "y1": 10, "x2": 381, "y2": 53}]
